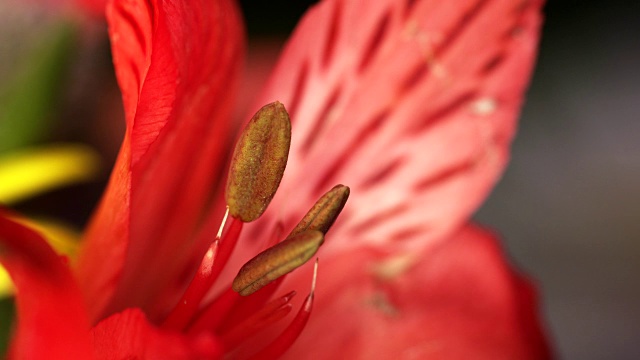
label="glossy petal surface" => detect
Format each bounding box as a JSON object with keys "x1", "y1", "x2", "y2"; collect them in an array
[
  {"x1": 283, "y1": 224, "x2": 551, "y2": 359},
  {"x1": 77, "y1": 0, "x2": 244, "y2": 320},
  {"x1": 253, "y1": 0, "x2": 544, "y2": 253},
  {"x1": 0, "y1": 212, "x2": 92, "y2": 359}
]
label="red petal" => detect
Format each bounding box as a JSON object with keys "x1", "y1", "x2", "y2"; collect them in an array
[
  {"x1": 282, "y1": 224, "x2": 552, "y2": 359},
  {"x1": 252, "y1": 0, "x2": 544, "y2": 252},
  {"x1": 77, "y1": 0, "x2": 244, "y2": 321},
  {"x1": 0, "y1": 211, "x2": 93, "y2": 359},
  {"x1": 92, "y1": 308, "x2": 222, "y2": 360}
]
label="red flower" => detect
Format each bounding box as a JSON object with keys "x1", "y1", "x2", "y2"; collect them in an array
[{"x1": 0, "y1": 0, "x2": 551, "y2": 359}]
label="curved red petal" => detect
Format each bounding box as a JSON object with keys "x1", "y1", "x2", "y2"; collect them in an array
[
  {"x1": 92, "y1": 308, "x2": 222, "y2": 360},
  {"x1": 77, "y1": 0, "x2": 245, "y2": 321},
  {"x1": 282, "y1": 224, "x2": 552, "y2": 359},
  {"x1": 0, "y1": 211, "x2": 93, "y2": 359},
  {"x1": 252, "y1": 0, "x2": 544, "y2": 253}
]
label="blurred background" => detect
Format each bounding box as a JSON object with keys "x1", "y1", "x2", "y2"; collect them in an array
[
  {"x1": 0, "y1": 0, "x2": 638, "y2": 358},
  {"x1": 476, "y1": 1, "x2": 640, "y2": 358}
]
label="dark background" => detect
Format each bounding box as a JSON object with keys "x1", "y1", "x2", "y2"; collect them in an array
[{"x1": 476, "y1": 1, "x2": 640, "y2": 359}]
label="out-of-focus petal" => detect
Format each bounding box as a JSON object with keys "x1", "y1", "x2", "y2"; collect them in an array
[
  {"x1": 75, "y1": 0, "x2": 109, "y2": 18},
  {"x1": 0, "y1": 215, "x2": 81, "y2": 297},
  {"x1": 0, "y1": 211, "x2": 93, "y2": 359},
  {"x1": 77, "y1": 0, "x2": 244, "y2": 321},
  {"x1": 252, "y1": 0, "x2": 544, "y2": 253},
  {"x1": 12, "y1": 216, "x2": 82, "y2": 259},
  {"x1": 91, "y1": 308, "x2": 222, "y2": 360},
  {"x1": 0, "y1": 144, "x2": 101, "y2": 205},
  {"x1": 283, "y1": 224, "x2": 552, "y2": 359}
]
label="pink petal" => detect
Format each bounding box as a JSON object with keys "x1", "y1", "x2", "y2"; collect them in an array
[
  {"x1": 92, "y1": 308, "x2": 222, "y2": 360},
  {"x1": 283, "y1": 224, "x2": 552, "y2": 359},
  {"x1": 252, "y1": 0, "x2": 544, "y2": 253},
  {"x1": 0, "y1": 211, "x2": 93, "y2": 359},
  {"x1": 77, "y1": 0, "x2": 244, "y2": 321}
]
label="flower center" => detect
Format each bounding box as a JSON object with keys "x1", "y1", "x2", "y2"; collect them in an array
[{"x1": 159, "y1": 102, "x2": 349, "y2": 357}]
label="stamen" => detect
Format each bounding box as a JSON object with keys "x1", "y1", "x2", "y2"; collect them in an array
[
  {"x1": 207, "y1": 216, "x2": 244, "y2": 287},
  {"x1": 217, "y1": 224, "x2": 288, "y2": 328},
  {"x1": 310, "y1": 258, "x2": 318, "y2": 298},
  {"x1": 221, "y1": 291, "x2": 297, "y2": 349},
  {"x1": 161, "y1": 239, "x2": 219, "y2": 330},
  {"x1": 156, "y1": 98, "x2": 350, "y2": 357},
  {"x1": 218, "y1": 277, "x2": 287, "y2": 334},
  {"x1": 226, "y1": 101, "x2": 292, "y2": 222},
  {"x1": 232, "y1": 230, "x2": 323, "y2": 296},
  {"x1": 162, "y1": 207, "x2": 243, "y2": 331},
  {"x1": 187, "y1": 287, "x2": 241, "y2": 335},
  {"x1": 249, "y1": 259, "x2": 319, "y2": 360},
  {"x1": 289, "y1": 184, "x2": 350, "y2": 238},
  {"x1": 216, "y1": 206, "x2": 230, "y2": 238}
]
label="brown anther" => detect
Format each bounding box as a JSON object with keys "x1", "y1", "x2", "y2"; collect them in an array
[
  {"x1": 289, "y1": 185, "x2": 350, "y2": 240},
  {"x1": 232, "y1": 230, "x2": 324, "y2": 296},
  {"x1": 226, "y1": 102, "x2": 292, "y2": 222}
]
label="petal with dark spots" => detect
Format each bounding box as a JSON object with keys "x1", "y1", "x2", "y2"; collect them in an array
[{"x1": 251, "y1": 0, "x2": 544, "y2": 253}]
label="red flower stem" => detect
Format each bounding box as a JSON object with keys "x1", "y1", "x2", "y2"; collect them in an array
[
  {"x1": 249, "y1": 260, "x2": 318, "y2": 360},
  {"x1": 162, "y1": 208, "x2": 243, "y2": 331}
]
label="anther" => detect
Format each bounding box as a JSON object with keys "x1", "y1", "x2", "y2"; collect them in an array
[
  {"x1": 289, "y1": 184, "x2": 350, "y2": 239},
  {"x1": 226, "y1": 102, "x2": 292, "y2": 222},
  {"x1": 232, "y1": 230, "x2": 324, "y2": 296}
]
